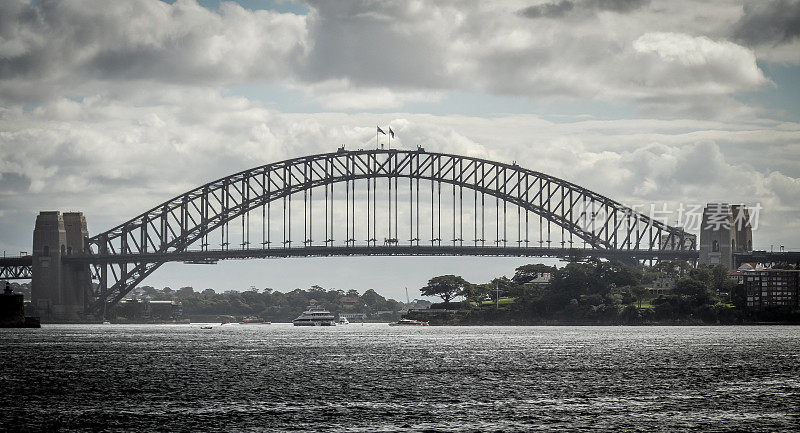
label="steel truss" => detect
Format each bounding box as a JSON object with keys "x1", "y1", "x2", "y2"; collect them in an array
[
  {"x1": 0, "y1": 256, "x2": 33, "y2": 280},
  {"x1": 82, "y1": 149, "x2": 695, "y2": 314}
]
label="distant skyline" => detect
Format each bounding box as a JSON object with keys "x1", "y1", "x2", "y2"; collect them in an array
[{"x1": 1, "y1": 0, "x2": 799, "y2": 300}]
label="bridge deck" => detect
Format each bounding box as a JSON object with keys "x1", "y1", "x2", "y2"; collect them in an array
[
  {"x1": 7, "y1": 249, "x2": 796, "y2": 269},
  {"x1": 0, "y1": 256, "x2": 33, "y2": 266},
  {"x1": 61, "y1": 246, "x2": 700, "y2": 264}
]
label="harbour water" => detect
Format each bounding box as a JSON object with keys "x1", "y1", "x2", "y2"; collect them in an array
[{"x1": 1, "y1": 324, "x2": 799, "y2": 432}]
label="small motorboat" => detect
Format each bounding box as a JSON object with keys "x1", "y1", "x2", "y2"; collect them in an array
[
  {"x1": 239, "y1": 317, "x2": 271, "y2": 324},
  {"x1": 337, "y1": 316, "x2": 350, "y2": 325},
  {"x1": 389, "y1": 318, "x2": 429, "y2": 326},
  {"x1": 200, "y1": 326, "x2": 213, "y2": 330}
]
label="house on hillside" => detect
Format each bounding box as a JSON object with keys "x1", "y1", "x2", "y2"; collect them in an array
[
  {"x1": 340, "y1": 296, "x2": 360, "y2": 308},
  {"x1": 647, "y1": 276, "x2": 676, "y2": 295},
  {"x1": 523, "y1": 272, "x2": 551, "y2": 286}
]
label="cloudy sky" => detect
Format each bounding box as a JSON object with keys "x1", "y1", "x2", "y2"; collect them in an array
[{"x1": 1, "y1": 0, "x2": 799, "y2": 299}]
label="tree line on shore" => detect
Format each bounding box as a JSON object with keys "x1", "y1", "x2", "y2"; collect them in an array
[
  {"x1": 416, "y1": 260, "x2": 800, "y2": 325},
  {"x1": 8, "y1": 258, "x2": 798, "y2": 324},
  {"x1": 117, "y1": 284, "x2": 430, "y2": 322}
]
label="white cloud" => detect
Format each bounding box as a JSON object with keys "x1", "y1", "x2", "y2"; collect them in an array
[
  {"x1": 1, "y1": 88, "x2": 798, "y2": 252},
  {"x1": 0, "y1": 0, "x2": 798, "y2": 286},
  {"x1": 766, "y1": 171, "x2": 800, "y2": 207},
  {"x1": 0, "y1": 0, "x2": 308, "y2": 102},
  {"x1": 0, "y1": 0, "x2": 787, "y2": 116},
  {"x1": 298, "y1": 79, "x2": 443, "y2": 110},
  {"x1": 632, "y1": 32, "x2": 767, "y2": 95}
]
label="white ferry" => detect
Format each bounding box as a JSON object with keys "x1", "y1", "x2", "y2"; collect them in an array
[
  {"x1": 389, "y1": 318, "x2": 429, "y2": 326},
  {"x1": 292, "y1": 307, "x2": 337, "y2": 326}
]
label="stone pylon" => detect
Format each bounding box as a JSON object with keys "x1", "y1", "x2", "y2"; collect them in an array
[
  {"x1": 699, "y1": 203, "x2": 753, "y2": 270},
  {"x1": 32, "y1": 211, "x2": 91, "y2": 320}
]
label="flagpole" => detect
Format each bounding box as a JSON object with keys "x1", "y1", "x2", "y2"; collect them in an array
[{"x1": 376, "y1": 126, "x2": 388, "y2": 149}]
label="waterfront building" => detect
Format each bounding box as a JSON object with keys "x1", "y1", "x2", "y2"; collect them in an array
[
  {"x1": 122, "y1": 287, "x2": 148, "y2": 301},
  {"x1": 1, "y1": 282, "x2": 39, "y2": 328},
  {"x1": 743, "y1": 270, "x2": 800, "y2": 309},
  {"x1": 646, "y1": 276, "x2": 676, "y2": 295},
  {"x1": 732, "y1": 263, "x2": 764, "y2": 286},
  {"x1": 523, "y1": 272, "x2": 552, "y2": 286},
  {"x1": 339, "y1": 296, "x2": 360, "y2": 307},
  {"x1": 728, "y1": 269, "x2": 744, "y2": 285},
  {"x1": 115, "y1": 298, "x2": 183, "y2": 322},
  {"x1": 374, "y1": 310, "x2": 397, "y2": 317},
  {"x1": 146, "y1": 300, "x2": 183, "y2": 321}
]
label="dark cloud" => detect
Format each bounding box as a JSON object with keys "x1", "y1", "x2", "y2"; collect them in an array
[
  {"x1": 301, "y1": 1, "x2": 451, "y2": 88},
  {"x1": 733, "y1": 0, "x2": 800, "y2": 45},
  {"x1": 0, "y1": 173, "x2": 31, "y2": 195},
  {"x1": 595, "y1": 0, "x2": 649, "y2": 13},
  {"x1": 0, "y1": 0, "x2": 777, "y2": 115},
  {"x1": 519, "y1": 0, "x2": 575, "y2": 19},
  {"x1": 519, "y1": 0, "x2": 648, "y2": 19},
  {"x1": 0, "y1": 0, "x2": 306, "y2": 103},
  {"x1": 0, "y1": 52, "x2": 47, "y2": 80}
]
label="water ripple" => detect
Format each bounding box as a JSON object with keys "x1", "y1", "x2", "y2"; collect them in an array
[{"x1": 1, "y1": 324, "x2": 799, "y2": 432}]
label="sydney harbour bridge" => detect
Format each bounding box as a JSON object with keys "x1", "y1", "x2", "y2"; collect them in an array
[{"x1": 1, "y1": 148, "x2": 792, "y2": 319}]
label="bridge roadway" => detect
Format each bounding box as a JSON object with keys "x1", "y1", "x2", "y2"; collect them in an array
[
  {"x1": 733, "y1": 250, "x2": 800, "y2": 267},
  {"x1": 58, "y1": 245, "x2": 700, "y2": 265},
  {"x1": 5, "y1": 248, "x2": 799, "y2": 266},
  {"x1": 4, "y1": 249, "x2": 799, "y2": 280}
]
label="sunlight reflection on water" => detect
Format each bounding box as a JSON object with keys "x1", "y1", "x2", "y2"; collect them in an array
[{"x1": 2, "y1": 324, "x2": 799, "y2": 432}]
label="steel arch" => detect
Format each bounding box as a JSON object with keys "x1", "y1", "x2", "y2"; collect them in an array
[{"x1": 84, "y1": 149, "x2": 694, "y2": 313}]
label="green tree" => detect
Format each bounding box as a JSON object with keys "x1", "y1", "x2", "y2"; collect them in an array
[
  {"x1": 462, "y1": 283, "x2": 490, "y2": 306},
  {"x1": 490, "y1": 276, "x2": 523, "y2": 300},
  {"x1": 420, "y1": 275, "x2": 469, "y2": 305},
  {"x1": 176, "y1": 286, "x2": 195, "y2": 299},
  {"x1": 730, "y1": 284, "x2": 747, "y2": 309},
  {"x1": 690, "y1": 266, "x2": 714, "y2": 287},
  {"x1": 652, "y1": 259, "x2": 692, "y2": 277},
  {"x1": 674, "y1": 276, "x2": 718, "y2": 307},
  {"x1": 631, "y1": 285, "x2": 648, "y2": 308},
  {"x1": 710, "y1": 265, "x2": 730, "y2": 292},
  {"x1": 550, "y1": 262, "x2": 602, "y2": 297},
  {"x1": 600, "y1": 261, "x2": 641, "y2": 288},
  {"x1": 362, "y1": 289, "x2": 386, "y2": 310},
  {"x1": 674, "y1": 277, "x2": 708, "y2": 298}
]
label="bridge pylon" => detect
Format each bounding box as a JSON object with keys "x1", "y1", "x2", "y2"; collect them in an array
[
  {"x1": 31, "y1": 211, "x2": 91, "y2": 320},
  {"x1": 699, "y1": 203, "x2": 753, "y2": 270}
]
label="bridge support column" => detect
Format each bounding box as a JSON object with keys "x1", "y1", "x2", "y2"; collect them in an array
[
  {"x1": 100, "y1": 262, "x2": 107, "y2": 320},
  {"x1": 32, "y1": 211, "x2": 90, "y2": 321},
  {"x1": 699, "y1": 204, "x2": 752, "y2": 270}
]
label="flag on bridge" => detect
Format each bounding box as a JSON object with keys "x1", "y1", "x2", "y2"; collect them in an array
[
  {"x1": 377, "y1": 126, "x2": 386, "y2": 135},
  {"x1": 389, "y1": 127, "x2": 395, "y2": 138}
]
